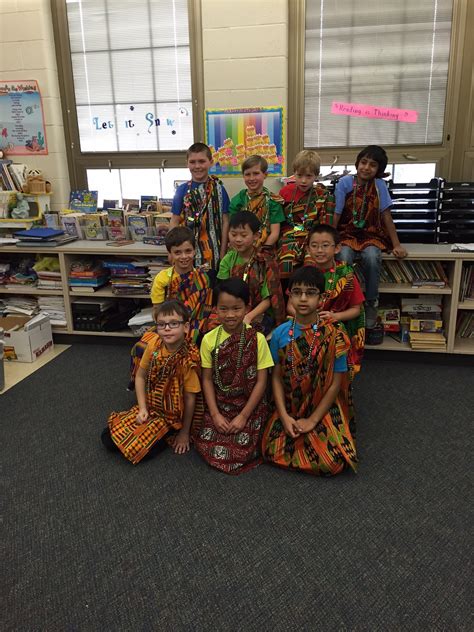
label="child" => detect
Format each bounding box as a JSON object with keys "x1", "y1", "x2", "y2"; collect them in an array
[
  {"x1": 217, "y1": 211, "x2": 286, "y2": 333},
  {"x1": 103, "y1": 300, "x2": 203, "y2": 464},
  {"x1": 129, "y1": 227, "x2": 213, "y2": 388},
  {"x1": 229, "y1": 155, "x2": 285, "y2": 250},
  {"x1": 278, "y1": 149, "x2": 335, "y2": 278},
  {"x1": 262, "y1": 267, "x2": 357, "y2": 476},
  {"x1": 194, "y1": 278, "x2": 274, "y2": 474},
  {"x1": 302, "y1": 223, "x2": 365, "y2": 376},
  {"x1": 334, "y1": 145, "x2": 407, "y2": 328},
  {"x1": 169, "y1": 142, "x2": 230, "y2": 271}
]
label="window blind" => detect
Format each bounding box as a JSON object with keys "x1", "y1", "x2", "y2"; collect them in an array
[
  {"x1": 304, "y1": 0, "x2": 453, "y2": 148},
  {"x1": 66, "y1": 0, "x2": 193, "y2": 152}
]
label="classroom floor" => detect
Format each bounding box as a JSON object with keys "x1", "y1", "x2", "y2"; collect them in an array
[{"x1": 0, "y1": 344, "x2": 70, "y2": 394}]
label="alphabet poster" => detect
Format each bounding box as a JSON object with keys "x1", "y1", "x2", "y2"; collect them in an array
[
  {"x1": 0, "y1": 80, "x2": 48, "y2": 155},
  {"x1": 205, "y1": 107, "x2": 285, "y2": 176}
]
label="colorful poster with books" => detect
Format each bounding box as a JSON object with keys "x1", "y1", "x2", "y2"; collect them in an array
[{"x1": 69, "y1": 190, "x2": 98, "y2": 213}]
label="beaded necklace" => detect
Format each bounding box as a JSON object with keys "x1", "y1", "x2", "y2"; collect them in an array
[
  {"x1": 287, "y1": 317, "x2": 321, "y2": 381},
  {"x1": 286, "y1": 187, "x2": 314, "y2": 231},
  {"x1": 183, "y1": 178, "x2": 213, "y2": 230},
  {"x1": 320, "y1": 266, "x2": 336, "y2": 305},
  {"x1": 245, "y1": 189, "x2": 270, "y2": 236},
  {"x1": 239, "y1": 248, "x2": 255, "y2": 283},
  {"x1": 147, "y1": 343, "x2": 183, "y2": 400},
  {"x1": 352, "y1": 179, "x2": 368, "y2": 229},
  {"x1": 213, "y1": 325, "x2": 246, "y2": 392}
]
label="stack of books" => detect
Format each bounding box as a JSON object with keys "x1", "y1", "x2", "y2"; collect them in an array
[
  {"x1": 401, "y1": 296, "x2": 447, "y2": 349},
  {"x1": 14, "y1": 228, "x2": 77, "y2": 247},
  {"x1": 38, "y1": 296, "x2": 67, "y2": 328},
  {"x1": 68, "y1": 261, "x2": 109, "y2": 293},
  {"x1": 380, "y1": 260, "x2": 449, "y2": 288},
  {"x1": 35, "y1": 269, "x2": 62, "y2": 290},
  {"x1": 456, "y1": 312, "x2": 473, "y2": 339},
  {"x1": 101, "y1": 260, "x2": 151, "y2": 295},
  {"x1": 459, "y1": 264, "x2": 473, "y2": 303}
]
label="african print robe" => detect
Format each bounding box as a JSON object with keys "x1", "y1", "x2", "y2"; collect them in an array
[
  {"x1": 109, "y1": 336, "x2": 203, "y2": 464},
  {"x1": 262, "y1": 323, "x2": 357, "y2": 476}
]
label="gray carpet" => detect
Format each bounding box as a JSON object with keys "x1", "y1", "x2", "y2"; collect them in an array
[{"x1": 2, "y1": 343, "x2": 473, "y2": 631}]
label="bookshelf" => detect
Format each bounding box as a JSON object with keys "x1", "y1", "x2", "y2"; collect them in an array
[{"x1": 1, "y1": 242, "x2": 473, "y2": 353}]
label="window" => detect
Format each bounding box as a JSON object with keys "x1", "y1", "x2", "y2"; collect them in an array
[
  {"x1": 304, "y1": 1, "x2": 453, "y2": 149},
  {"x1": 52, "y1": 0, "x2": 203, "y2": 188}
]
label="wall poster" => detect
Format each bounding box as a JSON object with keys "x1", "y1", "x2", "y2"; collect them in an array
[
  {"x1": 0, "y1": 80, "x2": 48, "y2": 155},
  {"x1": 205, "y1": 107, "x2": 285, "y2": 176}
]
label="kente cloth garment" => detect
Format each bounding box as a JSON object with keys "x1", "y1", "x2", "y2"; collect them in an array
[
  {"x1": 179, "y1": 176, "x2": 225, "y2": 269},
  {"x1": 278, "y1": 183, "x2": 335, "y2": 277},
  {"x1": 262, "y1": 322, "x2": 357, "y2": 476},
  {"x1": 109, "y1": 337, "x2": 203, "y2": 465},
  {"x1": 304, "y1": 256, "x2": 365, "y2": 377},
  {"x1": 229, "y1": 188, "x2": 285, "y2": 249},
  {"x1": 194, "y1": 327, "x2": 268, "y2": 475},
  {"x1": 231, "y1": 250, "x2": 286, "y2": 329},
  {"x1": 337, "y1": 177, "x2": 392, "y2": 252},
  {"x1": 129, "y1": 267, "x2": 213, "y2": 388}
]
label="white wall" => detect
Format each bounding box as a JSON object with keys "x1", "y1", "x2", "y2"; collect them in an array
[
  {"x1": 201, "y1": 0, "x2": 288, "y2": 196},
  {"x1": 0, "y1": 0, "x2": 70, "y2": 211}
]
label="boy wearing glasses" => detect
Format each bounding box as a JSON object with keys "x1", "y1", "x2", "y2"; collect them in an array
[
  {"x1": 129, "y1": 226, "x2": 213, "y2": 388},
  {"x1": 303, "y1": 224, "x2": 365, "y2": 376},
  {"x1": 103, "y1": 300, "x2": 202, "y2": 463},
  {"x1": 262, "y1": 267, "x2": 357, "y2": 476}
]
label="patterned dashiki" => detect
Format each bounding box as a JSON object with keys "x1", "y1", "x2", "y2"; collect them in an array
[
  {"x1": 278, "y1": 182, "x2": 335, "y2": 277},
  {"x1": 337, "y1": 177, "x2": 392, "y2": 251},
  {"x1": 194, "y1": 326, "x2": 268, "y2": 475},
  {"x1": 129, "y1": 267, "x2": 213, "y2": 388},
  {"x1": 109, "y1": 336, "x2": 203, "y2": 465},
  {"x1": 304, "y1": 256, "x2": 365, "y2": 377},
  {"x1": 262, "y1": 322, "x2": 357, "y2": 476},
  {"x1": 179, "y1": 176, "x2": 226, "y2": 269},
  {"x1": 229, "y1": 187, "x2": 285, "y2": 249}
]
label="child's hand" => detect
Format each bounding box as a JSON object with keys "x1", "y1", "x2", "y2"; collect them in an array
[
  {"x1": 282, "y1": 414, "x2": 300, "y2": 439},
  {"x1": 295, "y1": 418, "x2": 315, "y2": 434},
  {"x1": 136, "y1": 408, "x2": 149, "y2": 424},
  {"x1": 243, "y1": 314, "x2": 253, "y2": 325},
  {"x1": 173, "y1": 430, "x2": 190, "y2": 454},
  {"x1": 392, "y1": 245, "x2": 407, "y2": 259},
  {"x1": 212, "y1": 412, "x2": 231, "y2": 434},
  {"x1": 228, "y1": 414, "x2": 248, "y2": 434},
  {"x1": 319, "y1": 310, "x2": 336, "y2": 323}
]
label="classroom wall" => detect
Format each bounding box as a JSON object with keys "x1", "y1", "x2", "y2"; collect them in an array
[{"x1": 199, "y1": 0, "x2": 288, "y2": 197}]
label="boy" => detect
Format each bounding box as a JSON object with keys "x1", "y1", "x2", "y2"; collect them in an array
[
  {"x1": 278, "y1": 149, "x2": 335, "y2": 278},
  {"x1": 262, "y1": 267, "x2": 357, "y2": 476},
  {"x1": 129, "y1": 227, "x2": 213, "y2": 387},
  {"x1": 217, "y1": 211, "x2": 286, "y2": 333},
  {"x1": 229, "y1": 155, "x2": 285, "y2": 249},
  {"x1": 170, "y1": 142, "x2": 230, "y2": 271},
  {"x1": 334, "y1": 145, "x2": 407, "y2": 328},
  {"x1": 303, "y1": 223, "x2": 365, "y2": 376},
  {"x1": 103, "y1": 300, "x2": 203, "y2": 464},
  {"x1": 195, "y1": 278, "x2": 274, "y2": 475}
]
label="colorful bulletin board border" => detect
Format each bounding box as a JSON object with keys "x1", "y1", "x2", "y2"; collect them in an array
[
  {"x1": 0, "y1": 80, "x2": 48, "y2": 155},
  {"x1": 205, "y1": 107, "x2": 285, "y2": 176}
]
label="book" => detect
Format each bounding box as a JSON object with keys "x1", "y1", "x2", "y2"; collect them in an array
[
  {"x1": 8, "y1": 163, "x2": 28, "y2": 191},
  {"x1": 127, "y1": 214, "x2": 149, "y2": 241},
  {"x1": 83, "y1": 213, "x2": 107, "y2": 239},
  {"x1": 61, "y1": 213, "x2": 84, "y2": 239},
  {"x1": 140, "y1": 195, "x2": 158, "y2": 211},
  {"x1": 122, "y1": 198, "x2": 140, "y2": 212},
  {"x1": 102, "y1": 199, "x2": 119, "y2": 210},
  {"x1": 14, "y1": 228, "x2": 65, "y2": 240},
  {"x1": 69, "y1": 190, "x2": 98, "y2": 213},
  {"x1": 70, "y1": 286, "x2": 99, "y2": 294},
  {"x1": 106, "y1": 209, "x2": 127, "y2": 241},
  {"x1": 15, "y1": 235, "x2": 77, "y2": 247}
]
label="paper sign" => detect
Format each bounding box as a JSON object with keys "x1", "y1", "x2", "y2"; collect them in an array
[
  {"x1": 0, "y1": 80, "x2": 48, "y2": 154},
  {"x1": 331, "y1": 101, "x2": 418, "y2": 123}
]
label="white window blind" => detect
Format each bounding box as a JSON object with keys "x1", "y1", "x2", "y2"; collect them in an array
[
  {"x1": 66, "y1": 0, "x2": 193, "y2": 152},
  {"x1": 304, "y1": 0, "x2": 453, "y2": 148}
]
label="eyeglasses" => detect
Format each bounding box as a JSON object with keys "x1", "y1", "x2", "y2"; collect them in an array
[
  {"x1": 310, "y1": 243, "x2": 335, "y2": 250},
  {"x1": 155, "y1": 320, "x2": 184, "y2": 330},
  {"x1": 289, "y1": 289, "x2": 320, "y2": 298}
]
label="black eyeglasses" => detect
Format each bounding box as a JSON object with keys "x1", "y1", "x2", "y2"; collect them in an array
[
  {"x1": 156, "y1": 320, "x2": 184, "y2": 330},
  {"x1": 289, "y1": 289, "x2": 320, "y2": 298}
]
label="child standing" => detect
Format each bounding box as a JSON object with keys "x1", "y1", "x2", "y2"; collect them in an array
[
  {"x1": 278, "y1": 149, "x2": 335, "y2": 278},
  {"x1": 303, "y1": 223, "x2": 365, "y2": 376},
  {"x1": 229, "y1": 155, "x2": 285, "y2": 250},
  {"x1": 334, "y1": 145, "x2": 407, "y2": 328},
  {"x1": 217, "y1": 211, "x2": 286, "y2": 333},
  {"x1": 104, "y1": 300, "x2": 202, "y2": 464},
  {"x1": 170, "y1": 142, "x2": 230, "y2": 271},
  {"x1": 262, "y1": 267, "x2": 357, "y2": 476},
  {"x1": 194, "y1": 278, "x2": 274, "y2": 474},
  {"x1": 129, "y1": 227, "x2": 213, "y2": 388}
]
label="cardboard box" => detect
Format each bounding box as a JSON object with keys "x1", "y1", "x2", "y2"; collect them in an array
[{"x1": 0, "y1": 314, "x2": 53, "y2": 362}]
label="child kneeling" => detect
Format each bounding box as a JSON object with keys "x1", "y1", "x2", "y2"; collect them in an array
[
  {"x1": 262, "y1": 267, "x2": 357, "y2": 476},
  {"x1": 194, "y1": 278, "x2": 274, "y2": 474},
  {"x1": 102, "y1": 300, "x2": 202, "y2": 464}
]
